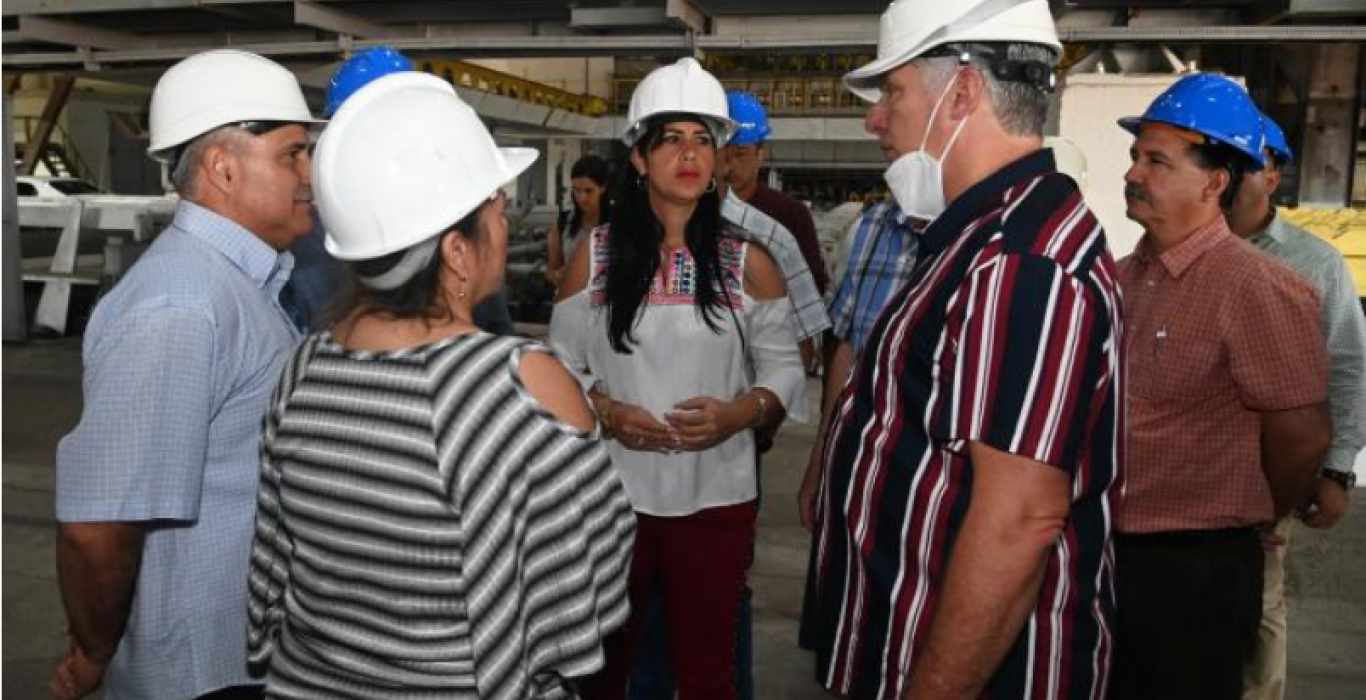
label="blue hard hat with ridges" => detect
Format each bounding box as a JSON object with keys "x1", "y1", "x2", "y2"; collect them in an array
[
  {"x1": 1117, "y1": 73, "x2": 1266, "y2": 166},
  {"x1": 726, "y1": 90, "x2": 771, "y2": 146},
  {"x1": 1261, "y1": 112, "x2": 1293, "y2": 165},
  {"x1": 325, "y1": 46, "x2": 413, "y2": 117}
]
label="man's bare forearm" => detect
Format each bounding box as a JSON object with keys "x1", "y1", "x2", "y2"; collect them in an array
[
  {"x1": 56, "y1": 522, "x2": 145, "y2": 662},
  {"x1": 1261, "y1": 402, "x2": 1332, "y2": 517}
]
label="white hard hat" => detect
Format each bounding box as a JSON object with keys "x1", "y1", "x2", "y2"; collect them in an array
[
  {"x1": 314, "y1": 72, "x2": 538, "y2": 261},
  {"x1": 1044, "y1": 136, "x2": 1088, "y2": 196},
  {"x1": 844, "y1": 0, "x2": 1062, "y2": 103},
  {"x1": 148, "y1": 50, "x2": 323, "y2": 162},
  {"x1": 623, "y1": 57, "x2": 736, "y2": 146}
]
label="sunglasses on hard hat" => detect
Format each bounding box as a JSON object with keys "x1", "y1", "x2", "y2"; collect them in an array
[
  {"x1": 233, "y1": 120, "x2": 295, "y2": 137},
  {"x1": 919, "y1": 43, "x2": 1056, "y2": 94}
]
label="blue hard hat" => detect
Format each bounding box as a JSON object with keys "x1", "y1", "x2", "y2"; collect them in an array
[
  {"x1": 325, "y1": 46, "x2": 413, "y2": 117},
  {"x1": 1117, "y1": 73, "x2": 1265, "y2": 167},
  {"x1": 1261, "y1": 113, "x2": 1293, "y2": 166},
  {"x1": 726, "y1": 90, "x2": 771, "y2": 146}
]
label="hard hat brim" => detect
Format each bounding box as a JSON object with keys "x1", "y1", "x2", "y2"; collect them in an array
[
  {"x1": 501, "y1": 147, "x2": 540, "y2": 183},
  {"x1": 321, "y1": 146, "x2": 540, "y2": 262},
  {"x1": 148, "y1": 116, "x2": 326, "y2": 164},
  {"x1": 622, "y1": 114, "x2": 737, "y2": 147}
]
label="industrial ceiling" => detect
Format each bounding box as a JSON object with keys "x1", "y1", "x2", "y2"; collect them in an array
[{"x1": 2, "y1": 0, "x2": 1364, "y2": 71}]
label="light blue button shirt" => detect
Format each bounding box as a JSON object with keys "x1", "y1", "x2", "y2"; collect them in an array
[{"x1": 56, "y1": 201, "x2": 300, "y2": 699}]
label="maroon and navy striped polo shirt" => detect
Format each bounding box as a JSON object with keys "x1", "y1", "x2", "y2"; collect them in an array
[{"x1": 808, "y1": 149, "x2": 1125, "y2": 700}]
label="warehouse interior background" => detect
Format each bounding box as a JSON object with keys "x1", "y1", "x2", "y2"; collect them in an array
[
  {"x1": 3, "y1": 1, "x2": 1366, "y2": 697},
  {"x1": 3, "y1": 0, "x2": 1366, "y2": 338}
]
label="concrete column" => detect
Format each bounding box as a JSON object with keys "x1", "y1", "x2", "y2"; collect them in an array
[{"x1": 1298, "y1": 43, "x2": 1361, "y2": 208}]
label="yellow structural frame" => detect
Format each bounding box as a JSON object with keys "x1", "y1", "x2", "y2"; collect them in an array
[{"x1": 417, "y1": 59, "x2": 608, "y2": 117}]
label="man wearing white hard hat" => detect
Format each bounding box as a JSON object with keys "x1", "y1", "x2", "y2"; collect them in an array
[
  {"x1": 805, "y1": 2, "x2": 1124, "y2": 699},
  {"x1": 51, "y1": 50, "x2": 321, "y2": 700}
]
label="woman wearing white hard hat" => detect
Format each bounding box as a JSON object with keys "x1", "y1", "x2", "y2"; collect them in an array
[
  {"x1": 246, "y1": 72, "x2": 635, "y2": 699},
  {"x1": 548, "y1": 58, "x2": 808, "y2": 700}
]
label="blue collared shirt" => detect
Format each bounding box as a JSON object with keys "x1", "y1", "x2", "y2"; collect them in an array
[
  {"x1": 56, "y1": 201, "x2": 300, "y2": 699},
  {"x1": 827, "y1": 202, "x2": 921, "y2": 351},
  {"x1": 280, "y1": 223, "x2": 345, "y2": 333}
]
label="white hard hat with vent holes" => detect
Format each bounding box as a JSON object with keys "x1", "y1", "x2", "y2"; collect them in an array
[
  {"x1": 843, "y1": 0, "x2": 1062, "y2": 103},
  {"x1": 622, "y1": 57, "x2": 736, "y2": 147},
  {"x1": 148, "y1": 50, "x2": 323, "y2": 162},
  {"x1": 314, "y1": 72, "x2": 538, "y2": 261}
]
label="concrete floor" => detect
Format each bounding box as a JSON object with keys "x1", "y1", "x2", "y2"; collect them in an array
[{"x1": 5, "y1": 335, "x2": 1365, "y2": 699}]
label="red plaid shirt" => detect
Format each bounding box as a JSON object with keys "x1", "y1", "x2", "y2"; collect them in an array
[{"x1": 1118, "y1": 215, "x2": 1327, "y2": 533}]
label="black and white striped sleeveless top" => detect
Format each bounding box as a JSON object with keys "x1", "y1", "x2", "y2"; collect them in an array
[{"x1": 248, "y1": 331, "x2": 635, "y2": 700}]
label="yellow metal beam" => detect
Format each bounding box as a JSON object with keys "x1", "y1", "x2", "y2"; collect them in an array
[{"x1": 416, "y1": 59, "x2": 608, "y2": 117}]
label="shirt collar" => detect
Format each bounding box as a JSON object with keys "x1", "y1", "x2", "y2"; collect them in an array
[
  {"x1": 1134, "y1": 214, "x2": 1231, "y2": 279},
  {"x1": 916, "y1": 148, "x2": 1056, "y2": 256},
  {"x1": 174, "y1": 201, "x2": 295, "y2": 297},
  {"x1": 1248, "y1": 210, "x2": 1291, "y2": 250}
]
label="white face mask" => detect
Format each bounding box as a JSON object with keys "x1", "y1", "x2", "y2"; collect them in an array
[{"x1": 884, "y1": 70, "x2": 970, "y2": 222}]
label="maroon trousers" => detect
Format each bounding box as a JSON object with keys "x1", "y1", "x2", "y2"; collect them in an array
[{"x1": 585, "y1": 500, "x2": 757, "y2": 700}]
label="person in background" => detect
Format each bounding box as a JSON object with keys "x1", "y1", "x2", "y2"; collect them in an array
[
  {"x1": 1230, "y1": 113, "x2": 1366, "y2": 700},
  {"x1": 247, "y1": 71, "x2": 635, "y2": 699},
  {"x1": 549, "y1": 57, "x2": 808, "y2": 700},
  {"x1": 1112, "y1": 74, "x2": 1331, "y2": 700},
  {"x1": 546, "y1": 154, "x2": 611, "y2": 288},
  {"x1": 723, "y1": 89, "x2": 829, "y2": 372},
  {"x1": 795, "y1": 190, "x2": 922, "y2": 534},
  {"x1": 807, "y1": 2, "x2": 1125, "y2": 700},
  {"x1": 284, "y1": 45, "x2": 515, "y2": 335},
  {"x1": 50, "y1": 50, "x2": 321, "y2": 700}
]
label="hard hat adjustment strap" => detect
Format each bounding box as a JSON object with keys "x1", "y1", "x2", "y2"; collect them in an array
[
  {"x1": 922, "y1": 44, "x2": 1056, "y2": 94},
  {"x1": 357, "y1": 237, "x2": 440, "y2": 291},
  {"x1": 985, "y1": 58, "x2": 1057, "y2": 93}
]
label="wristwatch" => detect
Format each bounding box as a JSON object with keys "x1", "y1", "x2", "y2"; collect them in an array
[{"x1": 1322, "y1": 468, "x2": 1357, "y2": 491}]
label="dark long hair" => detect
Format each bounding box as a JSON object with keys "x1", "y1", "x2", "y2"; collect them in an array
[
  {"x1": 565, "y1": 154, "x2": 611, "y2": 241},
  {"x1": 347, "y1": 199, "x2": 488, "y2": 324},
  {"x1": 605, "y1": 116, "x2": 726, "y2": 353}
]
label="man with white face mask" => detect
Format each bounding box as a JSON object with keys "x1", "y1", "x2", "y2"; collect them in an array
[{"x1": 804, "y1": 2, "x2": 1125, "y2": 699}]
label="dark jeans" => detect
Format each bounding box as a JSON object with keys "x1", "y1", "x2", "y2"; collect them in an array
[
  {"x1": 1110, "y1": 528, "x2": 1264, "y2": 700},
  {"x1": 628, "y1": 584, "x2": 754, "y2": 700}
]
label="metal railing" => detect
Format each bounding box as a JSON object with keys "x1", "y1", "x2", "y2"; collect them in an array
[
  {"x1": 416, "y1": 59, "x2": 609, "y2": 117},
  {"x1": 13, "y1": 116, "x2": 93, "y2": 182}
]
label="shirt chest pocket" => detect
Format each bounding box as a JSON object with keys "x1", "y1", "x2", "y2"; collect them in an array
[{"x1": 1129, "y1": 318, "x2": 1230, "y2": 405}]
